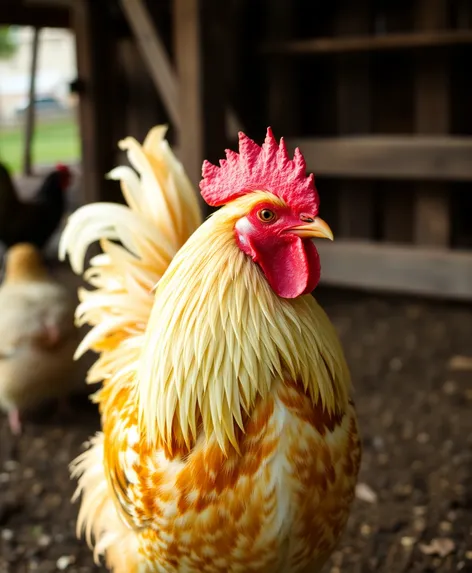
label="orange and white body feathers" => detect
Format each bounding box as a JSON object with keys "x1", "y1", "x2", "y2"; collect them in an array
[{"x1": 60, "y1": 126, "x2": 361, "y2": 573}]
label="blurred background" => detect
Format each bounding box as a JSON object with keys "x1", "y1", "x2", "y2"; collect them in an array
[
  {"x1": 0, "y1": 27, "x2": 78, "y2": 170},
  {"x1": 0, "y1": 1, "x2": 471, "y2": 572}
]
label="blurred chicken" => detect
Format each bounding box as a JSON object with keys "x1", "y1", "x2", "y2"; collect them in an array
[
  {"x1": 0, "y1": 243, "x2": 78, "y2": 434},
  {"x1": 0, "y1": 161, "x2": 71, "y2": 250}
]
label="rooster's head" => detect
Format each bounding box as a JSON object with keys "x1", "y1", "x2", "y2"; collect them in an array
[
  {"x1": 200, "y1": 128, "x2": 333, "y2": 299},
  {"x1": 55, "y1": 163, "x2": 72, "y2": 190}
]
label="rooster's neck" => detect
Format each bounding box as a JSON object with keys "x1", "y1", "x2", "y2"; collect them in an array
[{"x1": 137, "y1": 208, "x2": 351, "y2": 454}]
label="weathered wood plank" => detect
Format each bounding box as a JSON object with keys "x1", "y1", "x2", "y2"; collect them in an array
[
  {"x1": 317, "y1": 240, "x2": 472, "y2": 301},
  {"x1": 173, "y1": 0, "x2": 203, "y2": 192},
  {"x1": 72, "y1": 0, "x2": 120, "y2": 204},
  {"x1": 284, "y1": 136, "x2": 472, "y2": 181},
  {"x1": 73, "y1": 0, "x2": 97, "y2": 205},
  {"x1": 173, "y1": 0, "x2": 228, "y2": 196},
  {"x1": 120, "y1": 0, "x2": 181, "y2": 132},
  {"x1": 261, "y1": 30, "x2": 472, "y2": 56}
]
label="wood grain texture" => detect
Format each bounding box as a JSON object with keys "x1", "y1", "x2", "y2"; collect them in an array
[
  {"x1": 173, "y1": 0, "x2": 228, "y2": 198},
  {"x1": 284, "y1": 136, "x2": 472, "y2": 181},
  {"x1": 317, "y1": 240, "x2": 472, "y2": 300},
  {"x1": 261, "y1": 30, "x2": 472, "y2": 55}
]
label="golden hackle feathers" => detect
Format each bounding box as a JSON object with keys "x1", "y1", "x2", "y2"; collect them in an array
[
  {"x1": 59, "y1": 125, "x2": 202, "y2": 390},
  {"x1": 137, "y1": 191, "x2": 351, "y2": 454}
]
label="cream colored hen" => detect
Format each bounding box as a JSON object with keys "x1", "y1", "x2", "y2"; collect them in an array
[{"x1": 0, "y1": 243, "x2": 78, "y2": 434}]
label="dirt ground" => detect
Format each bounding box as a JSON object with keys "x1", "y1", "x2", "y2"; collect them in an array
[{"x1": 0, "y1": 286, "x2": 471, "y2": 573}]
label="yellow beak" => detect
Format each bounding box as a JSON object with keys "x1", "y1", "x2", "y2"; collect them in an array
[{"x1": 290, "y1": 217, "x2": 334, "y2": 241}]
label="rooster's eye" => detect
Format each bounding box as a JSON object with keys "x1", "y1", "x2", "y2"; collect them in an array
[{"x1": 257, "y1": 209, "x2": 276, "y2": 223}]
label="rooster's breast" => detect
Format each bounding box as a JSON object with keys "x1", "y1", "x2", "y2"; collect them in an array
[{"x1": 115, "y1": 379, "x2": 360, "y2": 573}]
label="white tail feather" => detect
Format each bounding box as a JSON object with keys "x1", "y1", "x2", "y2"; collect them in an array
[{"x1": 59, "y1": 125, "x2": 202, "y2": 385}]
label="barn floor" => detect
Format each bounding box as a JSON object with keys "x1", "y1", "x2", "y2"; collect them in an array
[{"x1": 0, "y1": 286, "x2": 471, "y2": 573}]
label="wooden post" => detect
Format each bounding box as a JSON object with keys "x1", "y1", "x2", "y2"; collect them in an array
[
  {"x1": 73, "y1": 0, "x2": 98, "y2": 205},
  {"x1": 414, "y1": 0, "x2": 451, "y2": 247},
  {"x1": 335, "y1": 0, "x2": 374, "y2": 239},
  {"x1": 118, "y1": 38, "x2": 167, "y2": 145},
  {"x1": 23, "y1": 27, "x2": 40, "y2": 177},
  {"x1": 173, "y1": 0, "x2": 228, "y2": 197},
  {"x1": 73, "y1": 0, "x2": 120, "y2": 205},
  {"x1": 119, "y1": 0, "x2": 181, "y2": 133}
]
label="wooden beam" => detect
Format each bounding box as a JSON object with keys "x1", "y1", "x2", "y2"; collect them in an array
[
  {"x1": 317, "y1": 240, "x2": 472, "y2": 301},
  {"x1": 73, "y1": 0, "x2": 97, "y2": 204},
  {"x1": 0, "y1": 4, "x2": 70, "y2": 27},
  {"x1": 73, "y1": 0, "x2": 120, "y2": 204},
  {"x1": 174, "y1": 0, "x2": 202, "y2": 190},
  {"x1": 119, "y1": 0, "x2": 181, "y2": 132},
  {"x1": 24, "y1": 0, "x2": 72, "y2": 5},
  {"x1": 23, "y1": 27, "x2": 40, "y2": 176},
  {"x1": 173, "y1": 0, "x2": 228, "y2": 196},
  {"x1": 261, "y1": 30, "x2": 472, "y2": 56},
  {"x1": 284, "y1": 136, "x2": 472, "y2": 181},
  {"x1": 118, "y1": 38, "x2": 166, "y2": 144}
]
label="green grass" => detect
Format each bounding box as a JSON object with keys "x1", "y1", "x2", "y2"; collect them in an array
[{"x1": 0, "y1": 118, "x2": 80, "y2": 174}]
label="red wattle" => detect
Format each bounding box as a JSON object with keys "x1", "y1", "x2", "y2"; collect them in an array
[{"x1": 255, "y1": 238, "x2": 320, "y2": 299}]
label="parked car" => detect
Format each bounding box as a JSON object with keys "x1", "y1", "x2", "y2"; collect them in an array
[{"x1": 15, "y1": 96, "x2": 65, "y2": 118}]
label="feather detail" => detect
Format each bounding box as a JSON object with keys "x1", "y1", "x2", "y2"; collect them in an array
[{"x1": 59, "y1": 125, "x2": 202, "y2": 389}]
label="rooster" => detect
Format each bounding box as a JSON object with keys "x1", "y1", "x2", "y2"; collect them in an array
[
  {"x1": 0, "y1": 161, "x2": 71, "y2": 250},
  {"x1": 60, "y1": 125, "x2": 361, "y2": 573}
]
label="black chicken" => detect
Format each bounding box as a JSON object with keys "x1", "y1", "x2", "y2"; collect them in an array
[{"x1": 0, "y1": 162, "x2": 71, "y2": 250}]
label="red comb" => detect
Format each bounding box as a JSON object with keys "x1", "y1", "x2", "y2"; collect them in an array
[
  {"x1": 199, "y1": 127, "x2": 319, "y2": 212},
  {"x1": 56, "y1": 163, "x2": 70, "y2": 173}
]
